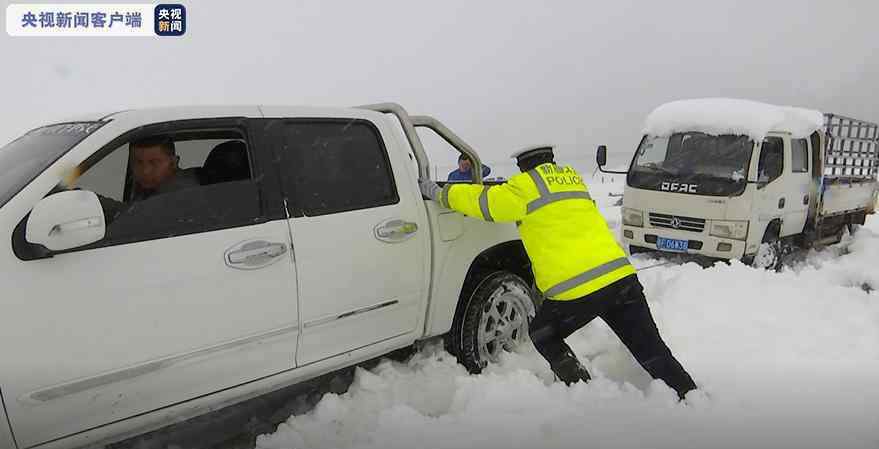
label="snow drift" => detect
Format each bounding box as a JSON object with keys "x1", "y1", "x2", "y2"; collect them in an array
[{"x1": 255, "y1": 178, "x2": 879, "y2": 449}]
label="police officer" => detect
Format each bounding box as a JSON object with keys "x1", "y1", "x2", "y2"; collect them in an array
[{"x1": 419, "y1": 145, "x2": 697, "y2": 400}]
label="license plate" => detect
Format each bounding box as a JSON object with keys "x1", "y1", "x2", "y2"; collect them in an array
[{"x1": 656, "y1": 237, "x2": 688, "y2": 253}]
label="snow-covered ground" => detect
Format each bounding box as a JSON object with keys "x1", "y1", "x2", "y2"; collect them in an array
[{"x1": 255, "y1": 177, "x2": 879, "y2": 449}]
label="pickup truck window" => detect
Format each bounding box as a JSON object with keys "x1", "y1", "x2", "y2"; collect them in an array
[
  {"x1": 791, "y1": 138, "x2": 809, "y2": 173},
  {"x1": 279, "y1": 121, "x2": 399, "y2": 216},
  {"x1": 758, "y1": 137, "x2": 784, "y2": 183},
  {"x1": 62, "y1": 127, "x2": 263, "y2": 250},
  {"x1": 0, "y1": 122, "x2": 103, "y2": 210}
]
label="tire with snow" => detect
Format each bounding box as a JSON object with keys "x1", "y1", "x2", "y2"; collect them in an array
[
  {"x1": 446, "y1": 271, "x2": 538, "y2": 374},
  {"x1": 752, "y1": 241, "x2": 782, "y2": 270},
  {"x1": 750, "y1": 222, "x2": 785, "y2": 271}
]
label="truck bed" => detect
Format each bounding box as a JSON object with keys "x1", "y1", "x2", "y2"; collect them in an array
[
  {"x1": 819, "y1": 114, "x2": 879, "y2": 216},
  {"x1": 821, "y1": 178, "x2": 877, "y2": 216}
]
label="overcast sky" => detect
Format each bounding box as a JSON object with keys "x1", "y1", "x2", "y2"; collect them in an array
[{"x1": 1, "y1": 0, "x2": 877, "y2": 174}]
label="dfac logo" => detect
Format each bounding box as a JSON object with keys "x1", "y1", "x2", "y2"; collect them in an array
[
  {"x1": 670, "y1": 217, "x2": 682, "y2": 229},
  {"x1": 154, "y1": 4, "x2": 185, "y2": 36},
  {"x1": 660, "y1": 182, "x2": 698, "y2": 194}
]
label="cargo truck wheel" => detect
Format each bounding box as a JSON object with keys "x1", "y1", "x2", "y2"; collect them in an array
[
  {"x1": 752, "y1": 242, "x2": 782, "y2": 271},
  {"x1": 447, "y1": 271, "x2": 537, "y2": 374},
  {"x1": 751, "y1": 222, "x2": 784, "y2": 271},
  {"x1": 846, "y1": 223, "x2": 861, "y2": 236}
]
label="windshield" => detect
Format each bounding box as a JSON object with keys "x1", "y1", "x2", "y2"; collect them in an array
[
  {"x1": 627, "y1": 132, "x2": 754, "y2": 196},
  {"x1": 0, "y1": 122, "x2": 104, "y2": 209}
]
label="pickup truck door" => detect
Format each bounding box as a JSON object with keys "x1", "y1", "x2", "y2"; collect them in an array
[
  {"x1": 267, "y1": 117, "x2": 428, "y2": 366},
  {"x1": 0, "y1": 118, "x2": 300, "y2": 448}
]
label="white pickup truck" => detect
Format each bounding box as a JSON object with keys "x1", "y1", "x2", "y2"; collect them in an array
[
  {"x1": 597, "y1": 98, "x2": 879, "y2": 267},
  {"x1": 0, "y1": 104, "x2": 538, "y2": 449}
]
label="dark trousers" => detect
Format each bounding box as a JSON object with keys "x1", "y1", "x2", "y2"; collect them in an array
[{"x1": 529, "y1": 274, "x2": 697, "y2": 399}]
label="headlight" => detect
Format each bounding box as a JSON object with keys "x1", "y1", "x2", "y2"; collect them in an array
[
  {"x1": 709, "y1": 220, "x2": 749, "y2": 240},
  {"x1": 622, "y1": 207, "x2": 644, "y2": 227}
]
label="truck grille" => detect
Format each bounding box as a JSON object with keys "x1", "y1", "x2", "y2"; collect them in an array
[{"x1": 649, "y1": 213, "x2": 706, "y2": 233}]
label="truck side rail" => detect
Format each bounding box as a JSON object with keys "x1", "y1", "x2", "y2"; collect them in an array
[
  {"x1": 357, "y1": 103, "x2": 485, "y2": 184},
  {"x1": 824, "y1": 113, "x2": 879, "y2": 182}
]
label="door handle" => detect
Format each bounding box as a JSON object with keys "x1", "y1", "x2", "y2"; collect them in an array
[
  {"x1": 803, "y1": 195, "x2": 809, "y2": 205},
  {"x1": 375, "y1": 219, "x2": 418, "y2": 243},
  {"x1": 778, "y1": 198, "x2": 785, "y2": 209},
  {"x1": 225, "y1": 240, "x2": 288, "y2": 269}
]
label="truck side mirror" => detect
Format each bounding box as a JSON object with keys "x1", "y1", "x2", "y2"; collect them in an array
[
  {"x1": 596, "y1": 145, "x2": 608, "y2": 167},
  {"x1": 26, "y1": 190, "x2": 106, "y2": 251}
]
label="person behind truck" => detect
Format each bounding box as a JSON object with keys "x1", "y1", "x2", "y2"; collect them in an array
[
  {"x1": 447, "y1": 153, "x2": 491, "y2": 182},
  {"x1": 418, "y1": 145, "x2": 698, "y2": 400}
]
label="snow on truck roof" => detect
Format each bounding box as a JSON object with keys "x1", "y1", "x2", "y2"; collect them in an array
[{"x1": 643, "y1": 98, "x2": 824, "y2": 141}]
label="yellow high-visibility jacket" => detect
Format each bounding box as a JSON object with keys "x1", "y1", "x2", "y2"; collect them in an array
[{"x1": 440, "y1": 163, "x2": 635, "y2": 300}]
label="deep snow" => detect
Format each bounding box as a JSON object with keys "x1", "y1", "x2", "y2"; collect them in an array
[{"x1": 255, "y1": 178, "x2": 879, "y2": 449}]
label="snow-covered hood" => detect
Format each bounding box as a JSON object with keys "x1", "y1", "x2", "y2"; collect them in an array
[{"x1": 643, "y1": 98, "x2": 824, "y2": 141}]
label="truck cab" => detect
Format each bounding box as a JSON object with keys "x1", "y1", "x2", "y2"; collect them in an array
[{"x1": 604, "y1": 99, "x2": 878, "y2": 265}]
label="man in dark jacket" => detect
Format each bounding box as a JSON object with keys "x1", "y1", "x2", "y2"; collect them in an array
[{"x1": 129, "y1": 136, "x2": 199, "y2": 201}]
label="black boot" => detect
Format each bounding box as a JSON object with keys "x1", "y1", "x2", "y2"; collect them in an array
[{"x1": 553, "y1": 356, "x2": 591, "y2": 386}]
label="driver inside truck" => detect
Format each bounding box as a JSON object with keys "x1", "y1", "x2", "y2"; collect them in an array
[
  {"x1": 129, "y1": 136, "x2": 200, "y2": 201},
  {"x1": 83, "y1": 136, "x2": 199, "y2": 225}
]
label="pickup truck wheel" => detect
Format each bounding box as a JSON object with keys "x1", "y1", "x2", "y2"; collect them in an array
[{"x1": 449, "y1": 271, "x2": 537, "y2": 373}]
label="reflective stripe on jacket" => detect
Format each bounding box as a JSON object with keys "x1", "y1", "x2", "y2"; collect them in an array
[{"x1": 440, "y1": 163, "x2": 635, "y2": 300}]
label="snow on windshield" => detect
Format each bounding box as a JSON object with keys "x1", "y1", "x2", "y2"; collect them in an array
[
  {"x1": 255, "y1": 177, "x2": 879, "y2": 449},
  {"x1": 644, "y1": 98, "x2": 825, "y2": 141}
]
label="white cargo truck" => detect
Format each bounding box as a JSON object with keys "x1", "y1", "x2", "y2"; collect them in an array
[{"x1": 597, "y1": 98, "x2": 879, "y2": 267}]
